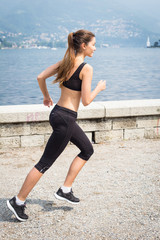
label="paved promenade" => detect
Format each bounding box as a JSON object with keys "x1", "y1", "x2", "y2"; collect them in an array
[{"x1": 0, "y1": 139, "x2": 160, "y2": 240}]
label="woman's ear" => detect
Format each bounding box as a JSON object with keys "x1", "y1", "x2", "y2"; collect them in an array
[{"x1": 81, "y1": 42, "x2": 86, "y2": 50}]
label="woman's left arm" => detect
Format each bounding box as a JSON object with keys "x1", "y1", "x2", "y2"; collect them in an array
[{"x1": 81, "y1": 64, "x2": 106, "y2": 106}]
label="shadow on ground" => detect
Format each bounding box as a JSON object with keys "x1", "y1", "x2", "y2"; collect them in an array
[{"x1": 0, "y1": 198, "x2": 73, "y2": 222}]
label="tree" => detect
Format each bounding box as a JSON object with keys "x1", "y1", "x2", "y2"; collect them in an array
[{"x1": 154, "y1": 41, "x2": 158, "y2": 47}]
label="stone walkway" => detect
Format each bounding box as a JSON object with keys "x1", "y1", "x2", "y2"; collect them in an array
[{"x1": 0, "y1": 139, "x2": 160, "y2": 240}]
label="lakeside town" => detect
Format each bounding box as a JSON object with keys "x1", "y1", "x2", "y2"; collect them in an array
[
  {"x1": 0, "y1": 31, "x2": 65, "y2": 50},
  {"x1": 0, "y1": 29, "x2": 160, "y2": 50}
]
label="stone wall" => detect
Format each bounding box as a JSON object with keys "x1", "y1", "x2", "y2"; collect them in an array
[{"x1": 0, "y1": 99, "x2": 160, "y2": 148}]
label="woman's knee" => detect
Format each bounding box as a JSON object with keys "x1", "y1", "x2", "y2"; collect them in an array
[
  {"x1": 34, "y1": 162, "x2": 50, "y2": 174},
  {"x1": 88, "y1": 145, "x2": 94, "y2": 158},
  {"x1": 78, "y1": 144, "x2": 94, "y2": 161},
  {"x1": 34, "y1": 155, "x2": 55, "y2": 173}
]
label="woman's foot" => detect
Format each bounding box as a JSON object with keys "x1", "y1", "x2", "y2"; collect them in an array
[
  {"x1": 7, "y1": 197, "x2": 28, "y2": 222},
  {"x1": 54, "y1": 188, "x2": 80, "y2": 204}
]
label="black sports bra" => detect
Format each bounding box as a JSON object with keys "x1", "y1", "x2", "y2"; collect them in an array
[{"x1": 63, "y1": 62, "x2": 86, "y2": 91}]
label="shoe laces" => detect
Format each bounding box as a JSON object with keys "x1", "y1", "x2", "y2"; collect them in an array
[{"x1": 20, "y1": 203, "x2": 26, "y2": 211}]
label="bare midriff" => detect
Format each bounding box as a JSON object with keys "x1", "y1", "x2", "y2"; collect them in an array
[{"x1": 57, "y1": 86, "x2": 81, "y2": 112}]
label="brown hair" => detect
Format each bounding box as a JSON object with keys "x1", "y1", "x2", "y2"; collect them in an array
[{"x1": 53, "y1": 29, "x2": 95, "y2": 86}]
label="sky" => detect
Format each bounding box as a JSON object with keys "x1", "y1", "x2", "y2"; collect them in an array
[
  {"x1": 117, "y1": 0, "x2": 160, "y2": 20},
  {"x1": 0, "y1": 0, "x2": 160, "y2": 35},
  {"x1": 1, "y1": 0, "x2": 160, "y2": 21}
]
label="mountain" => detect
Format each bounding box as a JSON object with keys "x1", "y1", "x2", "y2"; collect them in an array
[{"x1": 0, "y1": 0, "x2": 159, "y2": 47}]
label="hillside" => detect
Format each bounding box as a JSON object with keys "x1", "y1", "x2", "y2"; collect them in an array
[{"x1": 0, "y1": 0, "x2": 159, "y2": 47}]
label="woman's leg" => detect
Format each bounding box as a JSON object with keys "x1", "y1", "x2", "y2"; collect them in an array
[
  {"x1": 54, "y1": 156, "x2": 86, "y2": 204},
  {"x1": 17, "y1": 167, "x2": 43, "y2": 201},
  {"x1": 6, "y1": 167, "x2": 42, "y2": 222},
  {"x1": 63, "y1": 156, "x2": 86, "y2": 187},
  {"x1": 63, "y1": 122, "x2": 94, "y2": 187},
  {"x1": 54, "y1": 122, "x2": 93, "y2": 204},
  {"x1": 17, "y1": 111, "x2": 75, "y2": 201}
]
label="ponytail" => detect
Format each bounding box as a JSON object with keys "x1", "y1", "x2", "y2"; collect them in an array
[{"x1": 53, "y1": 32, "x2": 76, "y2": 86}]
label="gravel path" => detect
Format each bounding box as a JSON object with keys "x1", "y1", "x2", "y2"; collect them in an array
[{"x1": 0, "y1": 139, "x2": 160, "y2": 240}]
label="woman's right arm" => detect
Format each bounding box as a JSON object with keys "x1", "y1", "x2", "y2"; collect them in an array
[
  {"x1": 37, "y1": 61, "x2": 61, "y2": 107},
  {"x1": 81, "y1": 64, "x2": 106, "y2": 106}
]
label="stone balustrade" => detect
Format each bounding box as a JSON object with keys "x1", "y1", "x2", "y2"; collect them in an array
[{"x1": 0, "y1": 99, "x2": 160, "y2": 148}]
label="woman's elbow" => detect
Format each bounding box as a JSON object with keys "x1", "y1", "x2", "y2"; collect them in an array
[
  {"x1": 37, "y1": 74, "x2": 44, "y2": 82},
  {"x1": 82, "y1": 99, "x2": 90, "y2": 106}
]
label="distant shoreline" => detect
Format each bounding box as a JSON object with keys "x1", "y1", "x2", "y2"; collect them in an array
[
  {"x1": 147, "y1": 46, "x2": 160, "y2": 48},
  {"x1": 1, "y1": 46, "x2": 159, "y2": 50}
]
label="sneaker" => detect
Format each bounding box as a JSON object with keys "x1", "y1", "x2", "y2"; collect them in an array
[
  {"x1": 54, "y1": 188, "x2": 80, "y2": 204},
  {"x1": 7, "y1": 197, "x2": 28, "y2": 222}
]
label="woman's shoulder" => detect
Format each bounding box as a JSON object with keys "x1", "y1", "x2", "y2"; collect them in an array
[
  {"x1": 80, "y1": 63, "x2": 93, "y2": 80},
  {"x1": 83, "y1": 63, "x2": 93, "y2": 72}
]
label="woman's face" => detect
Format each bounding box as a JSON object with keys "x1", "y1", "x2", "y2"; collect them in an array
[{"x1": 84, "y1": 37, "x2": 96, "y2": 57}]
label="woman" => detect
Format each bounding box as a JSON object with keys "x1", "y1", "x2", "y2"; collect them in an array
[{"x1": 7, "y1": 29, "x2": 106, "y2": 221}]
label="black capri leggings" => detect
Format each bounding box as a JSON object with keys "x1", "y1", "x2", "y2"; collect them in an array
[{"x1": 35, "y1": 104, "x2": 94, "y2": 173}]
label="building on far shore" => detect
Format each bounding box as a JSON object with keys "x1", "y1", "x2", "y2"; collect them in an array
[{"x1": 146, "y1": 37, "x2": 151, "y2": 47}]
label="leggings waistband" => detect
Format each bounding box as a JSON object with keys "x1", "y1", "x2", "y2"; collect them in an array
[{"x1": 54, "y1": 104, "x2": 77, "y2": 118}]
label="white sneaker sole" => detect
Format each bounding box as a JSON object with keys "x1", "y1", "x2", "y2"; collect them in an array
[
  {"x1": 7, "y1": 200, "x2": 27, "y2": 222},
  {"x1": 54, "y1": 193, "x2": 80, "y2": 205}
]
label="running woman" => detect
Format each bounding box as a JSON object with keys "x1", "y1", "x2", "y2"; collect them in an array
[{"x1": 7, "y1": 29, "x2": 106, "y2": 221}]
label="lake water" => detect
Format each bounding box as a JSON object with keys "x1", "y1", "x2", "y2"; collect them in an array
[{"x1": 0, "y1": 47, "x2": 160, "y2": 106}]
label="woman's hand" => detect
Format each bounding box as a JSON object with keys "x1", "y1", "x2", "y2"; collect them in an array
[
  {"x1": 43, "y1": 96, "x2": 53, "y2": 107},
  {"x1": 97, "y1": 80, "x2": 106, "y2": 91}
]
